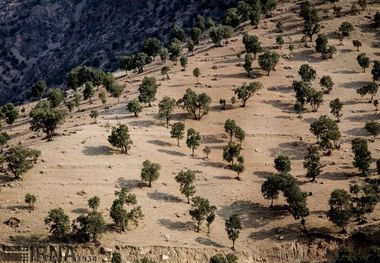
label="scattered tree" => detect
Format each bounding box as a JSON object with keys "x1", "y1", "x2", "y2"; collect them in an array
[
  {"x1": 320, "y1": 75, "x2": 334, "y2": 94},
  {"x1": 234, "y1": 82, "x2": 262, "y2": 107},
  {"x1": 83, "y1": 82, "x2": 95, "y2": 103},
  {"x1": 2, "y1": 145, "x2": 41, "y2": 180},
  {"x1": 274, "y1": 155, "x2": 291, "y2": 173},
  {"x1": 357, "y1": 53, "x2": 370, "y2": 73},
  {"x1": 364, "y1": 121, "x2": 380, "y2": 138},
  {"x1": 186, "y1": 128, "x2": 201, "y2": 156},
  {"x1": 170, "y1": 122, "x2": 185, "y2": 146},
  {"x1": 232, "y1": 156, "x2": 245, "y2": 180},
  {"x1": 108, "y1": 124, "x2": 133, "y2": 154},
  {"x1": 242, "y1": 34, "x2": 262, "y2": 60},
  {"x1": 44, "y1": 208, "x2": 71, "y2": 241},
  {"x1": 223, "y1": 142, "x2": 241, "y2": 166},
  {"x1": 0, "y1": 131, "x2": 10, "y2": 152},
  {"x1": 158, "y1": 96, "x2": 176, "y2": 125},
  {"x1": 138, "y1": 77, "x2": 158, "y2": 107},
  {"x1": 225, "y1": 214, "x2": 241, "y2": 250},
  {"x1": 352, "y1": 40, "x2": 362, "y2": 51},
  {"x1": 351, "y1": 138, "x2": 372, "y2": 176},
  {"x1": 47, "y1": 88, "x2": 65, "y2": 108},
  {"x1": 1, "y1": 103, "x2": 19, "y2": 129},
  {"x1": 303, "y1": 146, "x2": 323, "y2": 182},
  {"x1": 203, "y1": 146, "x2": 211, "y2": 159},
  {"x1": 210, "y1": 254, "x2": 238, "y2": 263},
  {"x1": 140, "y1": 160, "x2": 161, "y2": 187},
  {"x1": 258, "y1": 51, "x2": 279, "y2": 76},
  {"x1": 127, "y1": 99, "x2": 142, "y2": 117},
  {"x1": 339, "y1": 22, "x2": 354, "y2": 37},
  {"x1": 372, "y1": 60, "x2": 380, "y2": 81},
  {"x1": 243, "y1": 54, "x2": 253, "y2": 77},
  {"x1": 25, "y1": 193, "x2": 37, "y2": 210},
  {"x1": 276, "y1": 36, "x2": 284, "y2": 49},
  {"x1": 193, "y1": 67, "x2": 201, "y2": 84},
  {"x1": 109, "y1": 84, "x2": 125, "y2": 103},
  {"x1": 225, "y1": 8, "x2": 241, "y2": 28},
  {"x1": 357, "y1": 82, "x2": 378, "y2": 103},
  {"x1": 210, "y1": 26, "x2": 233, "y2": 47},
  {"x1": 330, "y1": 98, "x2": 343, "y2": 122},
  {"x1": 175, "y1": 169, "x2": 196, "y2": 203},
  {"x1": 298, "y1": 64, "x2": 316, "y2": 83},
  {"x1": 189, "y1": 196, "x2": 216, "y2": 232},
  {"x1": 142, "y1": 37, "x2": 163, "y2": 59},
  {"x1": 88, "y1": 196, "x2": 100, "y2": 212},
  {"x1": 161, "y1": 66, "x2": 171, "y2": 80},
  {"x1": 310, "y1": 115, "x2": 341, "y2": 153},
  {"x1": 89, "y1": 110, "x2": 99, "y2": 123},
  {"x1": 327, "y1": 189, "x2": 352, "y2": 232},
  {"x1": 177, "y1": 89, "x2": 211, "y2": 120},
  {"x1": 30, "y1": 101, "x2": 67, "y2": 140},
  {"x1": 180, "y1": 56, "x2": 188, "y2": 71},
  {"x1": 31, "y1": 80, "x2": 47, "y2": 99}
]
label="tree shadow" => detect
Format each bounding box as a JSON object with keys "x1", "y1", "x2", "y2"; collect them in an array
[
  {"x1": 158, "y1": 219, "x2": 193, "y2": 231},
  {"x1": 147, "y1": 192, "x2": 182, "y2": 203},
  {"x1": 217, "y1": 72, "x2": 251, "y2": 79},
  {"x1": 195, "y1": 237, "x2": 224, "y2": 248},
  {"x1": 341, "y1": 81, "x2": 368, "y2": 89},
  {"x1": 82, "y1": 145, "x2": 113, "y2": 156},
  {"x1": 264, "y1": 99, "x2": 293, "y2": 112},
  {"x1": 71, "y1": 208, "x2": 87, "y2": 214},
  {"x1": 6, "y1": 205, "x2": 29, "y2": 210},
  {"x1": 197, "y1": 161, "x2": 225, "y2": 168},
  {"x1": 344, "y1": 128, "x2": 367, "y2": 137},
  {"x1": 319, "y1": 172, "x2": 355, "y2": 181},
  {"x1": 268, "y1": 141, "x2": 309, "y2": 160},
  {"x1": 249, "y1": 223, "x2": 302, "y2": 242},
  {"x1": 202, "y1": 135, "x2": 225, "y2": 144},
  {"x1": 253, "y1": 170, "x2": 272, "y2": 179},
  {"x1": 217, "y1": 200, "x2": 288, "y2": 229},
  {"x1": 214, "y1": 175, "x2": 234, "y2": 180},
  {"x1": 128, "y1": 120, "x2": 156, "y2": 127},
  {"x1": 158, "y1": 149, "x2": 187, "y2": 157},
  {"x1": 346, "y1": 113, "x2": 378, "y2": 123},
  {"x1": 170, "y1": 112, "x2": 191, "y2": 121},
  {"x1": 147, "y1": 140, "x2": 172, "y2": 147},
  {"x1": 116, "y1": 177, "x2": 142, "y2": 190},
  {"x1": 268, "y1": 85, "x2": 293, "y2": 94},
  {"x1": 7, "y1": 235, "x2": 45, "y2": 245}
]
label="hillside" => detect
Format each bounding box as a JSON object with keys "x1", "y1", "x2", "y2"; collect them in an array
[
  {"x1": 0, "y1": 0, "x2": 380, "y2": 263},
  {"x1": 0, "y1": 0, "x2": 235, "y2": 104}
]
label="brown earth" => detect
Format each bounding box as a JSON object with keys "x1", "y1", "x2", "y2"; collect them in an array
[{"x1": 0, "y1": 1, "x2": 379, "y2": 262}]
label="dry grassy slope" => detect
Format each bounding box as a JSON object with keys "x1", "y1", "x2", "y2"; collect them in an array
[{"x1": 0, "y1": 1, "x2": 380, "y2": 262}]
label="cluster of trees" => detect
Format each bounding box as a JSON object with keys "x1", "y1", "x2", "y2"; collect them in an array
[
  {"x1": 261, "y1": 172, "x2": 309, "y2": 231},
  {"x1": 334, "y1": 245, "x2": 380, "y2": 263},
  {"x1": 44, "y1": 189, "x2": 143, "y2": 242},
  {"x1": 223, "y1": 119, "x2": 246, "y2": 180},
  {"x1": 0, "y1": 145, "x2": 41, "y2": 180},
  {"x1": 292, "y1": 64, "x2": 337, "y2": 114},
  {"x1": 327, "y1": 181, "x2": 379, "y2": 232}
]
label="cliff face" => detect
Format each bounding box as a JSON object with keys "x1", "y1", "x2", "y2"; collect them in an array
[{"x1": 0, "y1": 0, "x2": 235, "y2": 104}]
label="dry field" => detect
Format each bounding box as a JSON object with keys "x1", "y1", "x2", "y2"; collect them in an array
[{"x1": 0, "y1": 0, "x2": 379, "y2": 261}]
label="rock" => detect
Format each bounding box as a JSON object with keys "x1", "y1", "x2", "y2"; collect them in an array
[
  {"x1": 211, "y1": 65, "x2": 218, "y2": 69},
  {"x1": 161, "y1": 255, "x2": 170, "y2": 260},
  {"x1": 77, "y1": 190, "x2": 87, "y2": 196},
  {"x1": 5, "y1": 217, "x2": 21, "y2": 228},
  {"x1": 164, "y1": 234, "x2": 170, "y2": 241},
  {"x1": 101, "y1": 247, "x2": 113, "y2": 254},
  {"x1": 278, "y1": 235, "x2": 284, "y2": 240}
]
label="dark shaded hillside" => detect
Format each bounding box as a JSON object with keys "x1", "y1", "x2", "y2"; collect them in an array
[{"x1": 0, "y1": 0, "x2": 235, "y2": 104}]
